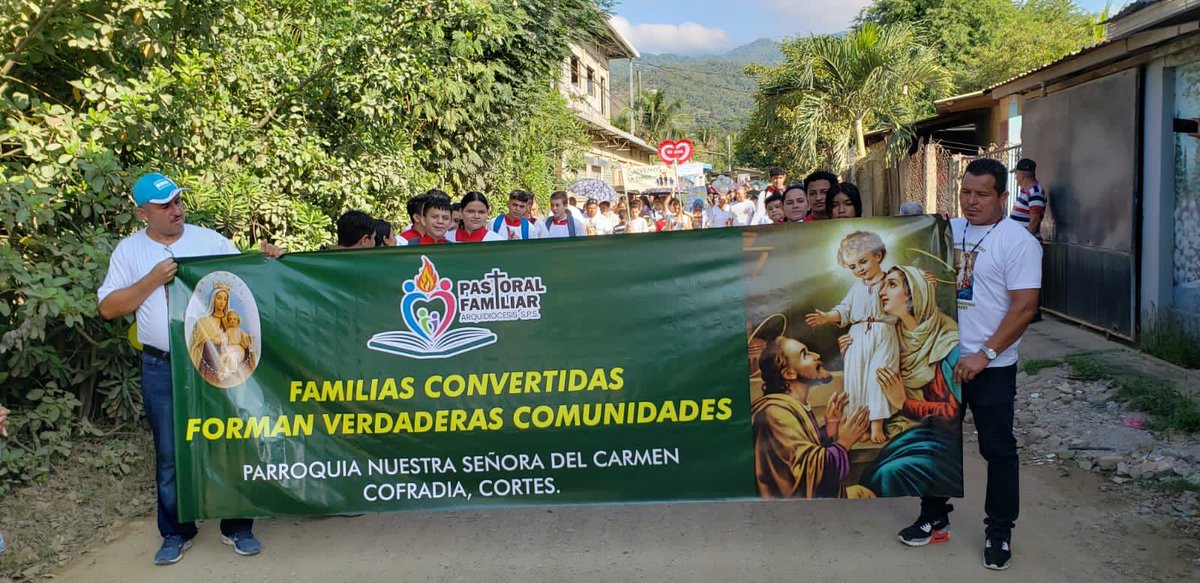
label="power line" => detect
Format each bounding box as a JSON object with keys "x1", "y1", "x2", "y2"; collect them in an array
[{"x1": 629, "y1": 59, "x2": 761, "y2": 97}]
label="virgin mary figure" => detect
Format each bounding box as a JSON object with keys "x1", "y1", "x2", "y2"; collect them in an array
[{"x1": 188, "y1": 284, "x2": 231, "y2": 385}]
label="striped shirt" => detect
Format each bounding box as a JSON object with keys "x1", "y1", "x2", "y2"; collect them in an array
[{"x1": 1010, "y1": 181, "x2": 1046, "y2": 240}]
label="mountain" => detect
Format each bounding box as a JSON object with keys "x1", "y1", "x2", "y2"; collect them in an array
[{"x1": 610, "y1": 39, "x2": 782, "y2": 139}]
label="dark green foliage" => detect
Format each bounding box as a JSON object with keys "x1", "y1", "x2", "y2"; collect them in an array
[
  {"x1": 0, "y1": 0, "x2": 604, "y2": 493},
  {"x1": 858, "y1": 0, "x2": 1104, "y2": 92}
]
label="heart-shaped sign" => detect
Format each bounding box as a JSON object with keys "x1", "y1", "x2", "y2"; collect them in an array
[{"x1": 657, "y1": 139, "x2": 694, "y2": 166}]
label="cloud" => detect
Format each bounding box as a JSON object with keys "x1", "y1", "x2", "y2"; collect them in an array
[
  {"x1": 760, "y1": 0, "x2": 874, "y2": 36},
  {"x1": 610, "y1": 15, "x2": 736, "y2": 55}
]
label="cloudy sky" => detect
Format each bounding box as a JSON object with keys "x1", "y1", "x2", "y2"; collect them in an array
[{"x1": 612, "y1": 0, "x2": 1131, "y2": 55}]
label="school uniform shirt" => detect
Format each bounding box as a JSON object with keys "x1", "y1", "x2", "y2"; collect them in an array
[
  {"x1": 543, "y1": 216, "x2": 587, "y2": 238},
  {"x1": 399, "y1": 226, "x2": 421, "y2": 242},
  {"x1": 1010, "y1": 181, "x2": 1047, "y2": 241},
  {"x1": 449, "y1": 228, "x2": 506, "y2": 243},
  {"x1": 951, "y1": 217, "x2": 1043, "y2": 368},
  {"x1": 491, "y1": 216, "x2": 542, "y2": 240},
  {"x1": 407, "y1": 234, "x2": 449, "y2": 245},
  {"x1": 730, "y1": 200, "x2": 757, "y2": 227},
  {"x1": 98, "y1": 224, "x2": 239, "y2": 353},
  {"x1": 567, "y1": 206, "x2": 586, "y2": 222},
  {"x1": 707, "y1": 205, "x2": 734, "y2": 228}
]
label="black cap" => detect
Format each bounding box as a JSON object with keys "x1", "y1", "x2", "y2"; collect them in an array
[
  {"x1": 1013, "y1": 158, "x2": 1036, "y2": 173},
  {"x1": 769, "y1": 167, "x2": 786, "y2": 177}
]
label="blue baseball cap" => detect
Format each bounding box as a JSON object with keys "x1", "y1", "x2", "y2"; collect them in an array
[{"x1": 131, "y1": 173, "x2": 186, "y2": 206}]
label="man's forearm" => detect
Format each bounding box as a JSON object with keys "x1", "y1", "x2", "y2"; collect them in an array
[
  {"x1": 982, "y1": 291, "x2": 1040, "y2": 355},
  {"x1": 98, "y1": 279, "x2": 158, "y2": 320},
  {"x1": 1027, "y1": 213, "x2": 1043, "y2": 236}
]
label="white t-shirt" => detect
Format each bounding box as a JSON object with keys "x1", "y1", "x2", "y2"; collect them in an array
[
  {"x1": 730, "y1": 200, "x2": 756, "y2": 226},
  {"x1": 568, "y1": 206, "x2": 585, "y2": 222},
  {"x1": 98, "y1": 225, "x2": 239, "y2": 352},
  {"x1": 583, "y1": 214, "x2": 613, "y2": 235},
  {"x1": 707, "y1": 206, "x2": 733, "y2": 228},
  {"x1": 628, "y1": 216, "x2": 649, "y2": 233},
  {"x1": 542, "y1": 216, "x2": 586, "y2": 238},
  {"x1": 951, "y1": 218, "x2": 1043, "y2": 367}
]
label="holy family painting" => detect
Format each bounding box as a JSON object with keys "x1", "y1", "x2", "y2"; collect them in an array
[{"x1": 744, "y1": 216, "x2": 963, "y2": 500}]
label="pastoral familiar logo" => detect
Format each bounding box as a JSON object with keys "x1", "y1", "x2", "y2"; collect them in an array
[
  {"x1": 184, "y1": 271, "x2": 261, "y2": 388},
  {"x1": 368, "y1": 256, "x2": 547, "y2": 359}
]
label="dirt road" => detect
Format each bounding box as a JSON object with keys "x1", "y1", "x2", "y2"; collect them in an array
[{"x1": 51, "y1": 446, "x2": 1198, "y2": 583}]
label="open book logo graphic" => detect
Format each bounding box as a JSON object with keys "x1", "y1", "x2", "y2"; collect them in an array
[{"x1": 368, "y1": 256, "x2": 497, "y2": 359}]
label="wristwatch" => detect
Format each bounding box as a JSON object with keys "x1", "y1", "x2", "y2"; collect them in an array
[{"x1": 982, "y1": 346, "x2": 998, "y2": 360}]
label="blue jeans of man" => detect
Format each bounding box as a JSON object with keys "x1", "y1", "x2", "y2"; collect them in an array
[
  {"x1": 142, "y1": 352, "x2": 253, "y2": 538},
  {"x1": 919, "y1": 365, "x2": 1020, "y2": 539}
]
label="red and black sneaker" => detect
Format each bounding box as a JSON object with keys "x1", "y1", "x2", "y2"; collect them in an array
[{"x1": 898, "y1": 514, "x2": 951, "y2": 547}]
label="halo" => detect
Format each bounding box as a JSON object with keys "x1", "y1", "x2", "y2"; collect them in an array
[{"x1": 748, "y1": 313, "x2": 788, "y2": 346}]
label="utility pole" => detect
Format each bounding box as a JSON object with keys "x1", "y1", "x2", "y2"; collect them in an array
[
  {"x1": 629, "y1": 60, "x2": 635, "y2": 136},
  {"x1": 726, "y1": 134, "x2": 733, "y2": 175}
]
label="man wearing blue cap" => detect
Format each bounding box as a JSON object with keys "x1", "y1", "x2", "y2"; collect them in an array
[{"x1": 98, "y1": 173, "x2": 279, "y2": 565}]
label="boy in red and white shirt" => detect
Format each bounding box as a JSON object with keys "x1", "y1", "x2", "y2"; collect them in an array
[
  {"x1": 490, "y1": 190, "x2": 543, "y2": 240},
  {"x1": 543, "y1": 191, "x2": 586, "y2": 238},
  {"x1": 407, "y1": 197, "x2": 453, "y2": 245}
]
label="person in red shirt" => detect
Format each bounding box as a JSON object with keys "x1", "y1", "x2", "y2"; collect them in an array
[
  {"x1": 490, "y1": 190, "x2": 542, "y2": 240},
  {"x1": 407, "y1": 196, "x2": 453, "y2": 245},
  {"x1": 450, "y1": 192, "x2": 505, "y2": 243},
  {"x1": 398, "y1": 193, "x2": 428, "y2": 242}
]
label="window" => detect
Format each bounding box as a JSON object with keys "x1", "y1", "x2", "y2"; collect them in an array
[
  {"x1": 587, "y1": 67, "x2": 595, "y2": 97},
  {"x1": 601, "y1": 77, "x2": 607, "y2": 115},
  {"x1": 570, "y1": 57, "x2": 579, "y2": 86}
]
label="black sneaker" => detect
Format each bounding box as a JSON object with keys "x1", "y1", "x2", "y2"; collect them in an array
[
  {"x1": 984, "y1": 536, "x2": 1012, "y2": 570},
  {"x1": 898, "y1": 514, "x2": 951, "y2": 547}
]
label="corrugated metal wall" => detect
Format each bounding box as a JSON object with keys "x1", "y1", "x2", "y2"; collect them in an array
[{"x1": 1022, "y1": 70, "x2": 1140, "y2": 338}]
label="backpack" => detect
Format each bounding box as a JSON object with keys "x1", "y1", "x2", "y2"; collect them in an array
[
  {"x1": 543, "y1": 216, "x2": 577, "y2": 237},
  {"x1": 491, "y1": 216, "x2": 530, "y2": 239}
]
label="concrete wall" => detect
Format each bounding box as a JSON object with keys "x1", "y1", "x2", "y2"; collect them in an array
[{"x1": 562, "y1": 40, "x2": 615, "y2": 128}]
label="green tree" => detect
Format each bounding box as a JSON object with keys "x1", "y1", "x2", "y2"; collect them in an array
[
  {"x1": 859, "y1": 0, "x2": 1103, "y2": 92},
  {"x1": 0, "y1": 0, "x2": 605, "y2": 492},
  {"x1": 739, "y1": 22, "x2": 950, "y2": 173},
  {"x1": 615, "y1": 89, "x2": 689, "y2": 144}
]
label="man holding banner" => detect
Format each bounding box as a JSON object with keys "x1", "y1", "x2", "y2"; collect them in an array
[
  {"x1": 896, "y1": 159, "x2": 1041, "y2": 572},
  {"x1": 98, "y1": 173, "x2": 278, "y2": 565}
]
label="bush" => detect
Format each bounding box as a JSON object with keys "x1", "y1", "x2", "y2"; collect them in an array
[{"x1": 0, "y1": 0, "x2": 605, "y2": 493}]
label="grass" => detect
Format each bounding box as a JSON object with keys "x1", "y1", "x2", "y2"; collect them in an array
[
  {"x1": 1151, "y1": 477, "x2": 1200, "y2": 495},
  {"x1": 1021, "y1": 358, "x2": 1063, "y2": 376},
  {"x1": 1140, "y1": 310, "x2": 1200, "y2": 369},
  {"x1": 1065, "y1": 354, "x2": 1200, "y2": 433}
]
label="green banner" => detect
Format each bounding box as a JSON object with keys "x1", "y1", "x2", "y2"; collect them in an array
[{"x1": 169, "y1": 216, "x2": 961, "y2": 521}]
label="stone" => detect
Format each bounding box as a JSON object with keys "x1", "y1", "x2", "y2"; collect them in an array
[
  {"x1": 1029, "y1": 428, "x2": 1051, "y2": 441},
  {"x1": 1112, "y1": 476, "x2": 1131, "y2": 484},
  {"x1": 1118, "y1": 461, "x2": 1134, "y2": 478},
  {"x1": 1057, "y1": 450, "x2": 1076, "y2": 460},
  {"x1": 1097, "y1": 455, "x2": 1122, "y2": 471},
  {"x1": 1057, "y1": 466, "x2": 1071, "y2": 477},
  {"x1": 1078, "y1": 460, "x2": 1095, "y2": 471}
]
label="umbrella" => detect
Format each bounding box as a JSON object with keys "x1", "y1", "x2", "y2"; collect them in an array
[
  {"x1": 751, "y1": 180, "x2": 769, "y2": 190},
  {"x1": 643, "y1": 187, "x2": 673, "y2": 195},
  {"x1": 710, "y1": 175, "x2": 737, "y2": 195},
  {"x1": 568, "y1": 178, "x2": 620, "y2": 203}
]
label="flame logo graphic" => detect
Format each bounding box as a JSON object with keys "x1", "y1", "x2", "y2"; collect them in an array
[{"x1": 416, "y1": 257, "x2": 438, "y2": 293}]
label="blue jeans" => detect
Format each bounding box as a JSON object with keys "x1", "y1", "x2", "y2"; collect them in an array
[{"x1": 142, "y1": 352, "x2": 253, "y2": 538}]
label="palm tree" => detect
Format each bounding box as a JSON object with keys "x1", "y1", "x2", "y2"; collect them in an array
[
  {"x1": 616, "y1": 89, "x2": 689, "y2": 144},
  {"x1": 758, "y1": 22, "x2": 950, "y2": 170}
]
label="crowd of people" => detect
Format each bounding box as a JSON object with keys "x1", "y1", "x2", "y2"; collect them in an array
[
  {"x1": 70, "y1": 151, "x2": 1046, "y2": 572},
  {"x1": 329, "y1": 167, "x2": 915, "y2": 248}
]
